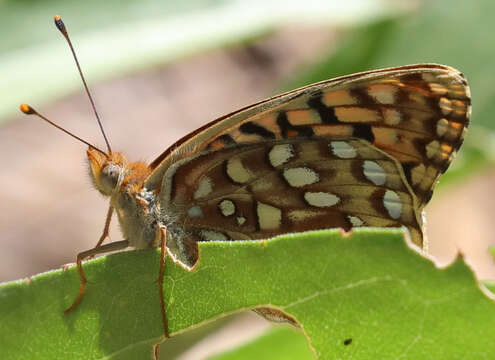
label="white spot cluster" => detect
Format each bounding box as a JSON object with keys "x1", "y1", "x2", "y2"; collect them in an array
[
  {"x1": 283, "y1": 167, "x2": 319, "y2": 187},
  {"x1": 304, "y1": 192, "x2": 340, "y2": 207},
  {"x1": 383, "y1": 190, "x2": 402, "y2": 219},
  {"x1": 330, "y1": 141, "x2": 357, "y2": 159},
  {"x1": 363, "y1": 160, "x2": 387, "y2": 186},
  {"x1": 269, "y1": 144, "x2": 294, "y2": 167}
]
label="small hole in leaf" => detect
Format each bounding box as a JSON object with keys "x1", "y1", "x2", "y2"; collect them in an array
[{"x1": 344, "y1": 338, "x2": 352, "y2": 346}]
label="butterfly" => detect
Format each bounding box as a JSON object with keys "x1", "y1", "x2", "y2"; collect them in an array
[{"x1": 21, "y1": 16, "x2": 470, "y2": 339}]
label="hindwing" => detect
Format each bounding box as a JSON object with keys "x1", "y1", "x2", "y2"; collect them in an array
[{"x1": 160, "y1": 138, "x2": 423, "y2": 268}]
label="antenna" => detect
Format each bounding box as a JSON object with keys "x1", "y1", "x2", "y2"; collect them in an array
[
  {"x1": 54, "y1": 15, "x2": 112, "y2": 154},
  {"x1": 20, "y1": 104, "x2": 108, "y2": 157}
]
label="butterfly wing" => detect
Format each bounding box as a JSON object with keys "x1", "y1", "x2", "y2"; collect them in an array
[
  {"x1": 146, "y1": 64, "x2": 470, "y2": 210},
  {"x1": 144, "y1": 64, "x2": 470, "y2": 269},
  {"x1": 162, "y1": 138, "x2": 423, "y2": 269}
]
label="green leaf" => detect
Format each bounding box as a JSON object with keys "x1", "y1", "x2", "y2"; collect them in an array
[
  {"x1": 209, "y1": 327, "x2": 313, "y2": 360},
  {"x1": 209, "y1": 327, "x2": 315, "y2": 360},
  {"x1": 1, "y1": 229, "x2": 494, "y2": 359}
]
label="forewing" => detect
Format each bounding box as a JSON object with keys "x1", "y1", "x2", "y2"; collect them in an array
[{"x1": 146, "y1": 64, "x2": 470, "y2": 210}]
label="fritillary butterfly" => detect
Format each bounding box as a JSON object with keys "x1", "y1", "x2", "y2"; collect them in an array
[{"x1": 21, "y1": 16, "x2": 470, "y2": 338}]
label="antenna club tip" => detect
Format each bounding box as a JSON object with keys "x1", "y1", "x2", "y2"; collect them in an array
[
  {"x1": 54, "y1": 15, "x2": 66, "y2": 34},
  {"x1": 20, "y1": 104, "x2": 35, "y2": 114}
]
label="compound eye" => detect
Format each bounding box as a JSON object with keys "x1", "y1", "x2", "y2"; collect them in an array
[{"x1": 101, "y1": 164, "x2": 120, "y2": 190}]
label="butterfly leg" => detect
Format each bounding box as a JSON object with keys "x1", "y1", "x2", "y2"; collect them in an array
[
  {"x1": 93, "y1": 205, "x2": 114, "y2": 249},
  {"x1": 64, "y1": 239, "x2": 129, "y2": 315},
  {"x1": 157, "y1": 226, "x2": 170, "y2": 338}
]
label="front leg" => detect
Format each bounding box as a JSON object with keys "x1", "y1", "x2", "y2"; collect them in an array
[
  {"x1": 64, "y1": 240, "x2": 129, "y2": 314},
  {"x1": 93, "y1": 205, "x2": 114, "y2": 249}
]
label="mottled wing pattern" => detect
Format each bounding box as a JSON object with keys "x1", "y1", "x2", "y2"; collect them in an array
[
  {"x1": 145, "y1": 64, "x2": 470, "y2": 269},
  {"x1": 161, "y1": 138, "x2": 424, "y2": 267},
  {"x1": 148, "y1": 64, "x2": 470, "y2": 211}
]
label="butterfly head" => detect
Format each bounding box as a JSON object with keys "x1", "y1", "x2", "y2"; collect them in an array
[{"x1": 87, "y1": 147, "x2": 128, "y2": 196}]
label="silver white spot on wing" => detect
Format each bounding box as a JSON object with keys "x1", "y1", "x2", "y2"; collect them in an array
[
  {"x1": 200, "y1": 230, "x2": 229, "y2": 241},
  {"x1": 257, "y1": 202, "x2": 282, "y2": 230},
  {"x1": 304, "y1": 192, "x2": 340, "y2": 207},
  {"x1": 348, "y1": 215, "x2": 364, "y2": 227},
  {"x1": 283, "y1": 167, "x2": 319, "y2": 187},
  {"x1": 383, "y1": 190, "x2": 402, "y2": 219},
  {"x1": 363, "y1": 160, "x2": 386, "y2": 186},
  {"x1": 194, "y1": 177, "x2": 213, "y2": 199},
  {"x1": 219, "y1": 199, "x2": 235, "y2": 216},
  {"x1": 329, "y1": 141, "x2": 357, "y2": 159},
  {"x1": 226, "y1": 157, "x2": 252, "y2": 183},
  {"x1": 269, "y1": 144, "x2": 294, "y2": 167}
]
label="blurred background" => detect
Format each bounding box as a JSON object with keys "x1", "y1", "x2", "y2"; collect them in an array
[{"x1": 1, "y1": 0, "x2": 494, "y2": 358}]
